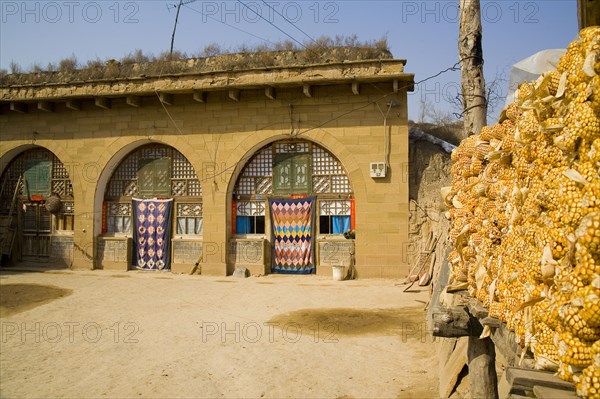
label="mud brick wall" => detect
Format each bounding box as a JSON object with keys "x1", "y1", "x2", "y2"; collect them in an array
[{"x1": 1, "y1": 60, "x2": 413, "y2": 277}]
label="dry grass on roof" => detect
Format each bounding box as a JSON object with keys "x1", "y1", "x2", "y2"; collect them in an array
[{"x1": 1, "y1": 36, "x2": 393, "y2": 87}]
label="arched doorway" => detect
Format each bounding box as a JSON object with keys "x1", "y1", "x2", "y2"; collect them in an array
[
  {"x1": 231, "y1": 140, "x2": 355, "y2": 274},
  {"x1": 0, "y1": 147, "x2": 74, "y2": 264},
  {"x1": 102, "y1": 144, "x2": 202, "y2": 271}
]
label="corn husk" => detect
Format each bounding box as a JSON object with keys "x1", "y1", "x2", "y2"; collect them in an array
[{"x1": 446, "y1": 27, "x2": 600, "y2": 395}]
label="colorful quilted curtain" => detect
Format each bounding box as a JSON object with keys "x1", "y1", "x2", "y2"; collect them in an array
[
  {"x1": 269, "y1": 197, "x2": 315, "y2": 274},
  {"x1": 133, "y1": 198, "x2": 173, "y2": 270}
]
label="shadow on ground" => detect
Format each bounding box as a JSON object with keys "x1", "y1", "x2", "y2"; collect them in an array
[
  {"x1": 0, "y1": 283, "x2": 72, "y2": 317},
  {"x1": 268, "y1": 307, "x2": 425, "y2": 336}
]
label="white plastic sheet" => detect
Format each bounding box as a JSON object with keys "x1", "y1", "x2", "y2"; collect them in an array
[
  {"x1": 409, "y1": 128, "x2": 456, "y2": 153},
  {"x1": 504, "y1": 49, "x2": 567, "y2": 107}
]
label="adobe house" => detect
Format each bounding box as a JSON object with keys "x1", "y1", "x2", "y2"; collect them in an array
[{"x1": 0, "y1": 48, "x2": 414, "y2": 278}]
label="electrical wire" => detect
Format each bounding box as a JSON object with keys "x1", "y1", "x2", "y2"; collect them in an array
[
  {"x1": 376, "y1": 101, "x2": 395, "y2": 167},
  {"x1": 150, "y1": 59, "x2": 464, "y2": 184},
  {"x1": 236, "y1": 0, "x2": 306, "y2": 49},
  {"x1": 193, "y1": 61, "x2": 463, "y2": 184},
  {"x1": 152, "y1": 3, "x2": 219, "y2": 168},
  {"x1": 183, "y1": 3, "x2": 276, "y2": 45},
  {"x1": 259, "y1": 0, "x2": 317, "y2": 44},
  {"x1": 292, "y1": 60, "x2": 462, "y2": 139}
]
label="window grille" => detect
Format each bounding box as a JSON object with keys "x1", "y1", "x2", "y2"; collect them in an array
[
  {"x1": 236, "y1": 201, "x2": 266, "y2": 216},
  {"x1": 176, "y1": 203, "x2": 203, "y2": 235},
  {"x1": 105, "y1": 202, "x2": 132, "y2": 234},
  {"x1": 172, "y1": 150, "x2": 197, "y2": 179},
  {"x1": 312, "y1": 146, "x2": 351, "y2": 194},
  {"x1": 233, "y1": 141, "x2": 352, "y2": 197},
  {"x1": 275, "y1": 142, "x2": 309, "y2": 153},
  {"x1": 319, "y1": 200, "x2": 352, "y2": 235},
  {"x1": 106, "y1": 145, "x2": 201, "y2": 198},
  {"x1": 0, "y1": 149, "x2": 74, "y2": 215},
  {"x1": 313, "y1": 147, "x2": 344, "y2": 175},
  {"x1": 319, "y1": 200, "x2": 351, "y2": 216},
  {"x1": 331, "y1": 175, "x2": 351, "y2": 193},
  {"x1": 242, "y1": 147, "x2": 272, "y2": 177},
  {"x1": 236, "y1": 178, "x2": 255, "y2": 195},
  {"x1": 235, "y1": 200, "x2": 265, "y2": 234},
  {"x1": 54, "y1": 201, "x2": 75, "y2": 231}
]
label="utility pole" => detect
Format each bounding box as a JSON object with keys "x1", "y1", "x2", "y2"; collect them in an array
[
  {"x1": 459, "y1": 0, "x2": 498, "y2": 397},
  {"x1": 170, "y1": 0, "x2": 183, "y2": 56},
  {"x1": 459, "y1": 0, "x2": 488, "y2": 139}
]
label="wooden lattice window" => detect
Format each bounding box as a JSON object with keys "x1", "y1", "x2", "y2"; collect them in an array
[
  {"x1": 52, "y1": 155, "x2": 73, "y2": 197},
  {"x1": 235, "y1": 147, "x2": 272, "y2": 196},
  {"x1": 0, "y1": 148, "x2": 74, "y2": 216},
  {"x1": 23, "y1": 159, "x2": 52, "y2": 197},
  {"x1": 138, "y1": 157, "x2": 171, "y2": 198},
  {"x1": 107, "y1": 153, "x2": 138, "y2": 197},
  {"x1": 104, "y1": 145, "x2": 202, "y2": 237},
  {"x1": 235, "y1": 200, "x2": 265, "y2": 234},
  {"x1": 173, "y1": 150, "x2": 201, "y2": 196},
  {"x1": 320, "y1": 200, "x2": 351, "y2": 216},
  {"x1": 232, "y1": 140, "x2": 354, "y2": 235},
  {"x1": 319, "y1": 200, "x2": 352, "y2": 235},
  {"x1": 273, "y1": 153, "x2": 312, "y2": 196},
  {"x1": 54, "y1": 201, "x2": 75, "y2": 231},
  {"x1": 237, "y1": 201, "x2": 265, "y2": 216},
  {"x1": 105, "y1": 202, "x2": 132, "y2": 234},
  {"x1": 176, "y1": 203, "x2": 203, "y2": 235},
  {"x1": 106, "y1": 145, "x2": 201, "y2": 199},
  {"x1": 0, "y1": 157, "x2": 23, "y2": 202},
  {"x1": 312, "y1": 146, "x2": 351, "y2": 194},
  {"x1": 233, "y1": 140, "x2": 352, "y2": 199}
]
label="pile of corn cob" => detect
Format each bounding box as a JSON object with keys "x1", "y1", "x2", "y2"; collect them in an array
[{"x1": 445, "y1": 27, "x2": 600, "y2": 398}]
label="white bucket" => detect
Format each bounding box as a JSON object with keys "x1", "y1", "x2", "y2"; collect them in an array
[{"x1": 332, "y1": 266, "x2": 346, "y2": 281}]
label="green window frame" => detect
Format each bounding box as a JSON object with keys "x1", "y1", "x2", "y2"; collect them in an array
[
  {"x1": 137, "y1": 157, "x2": 171, "y2": 198},
  {"x1": 23, "y1": 159, "x2": 52, "y2": 197},
  {"x1": 273, "y1": 153, "x2": 311, "y2": 196}
]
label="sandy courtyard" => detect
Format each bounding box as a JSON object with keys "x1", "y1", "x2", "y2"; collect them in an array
[{"x1": 0, "y1": 268, "x2": 440, "y2": 399}]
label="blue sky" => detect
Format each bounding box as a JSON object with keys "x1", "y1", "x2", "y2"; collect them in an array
[{"x1": 0, "y1": 0, "x2": 579, "y2": 122}]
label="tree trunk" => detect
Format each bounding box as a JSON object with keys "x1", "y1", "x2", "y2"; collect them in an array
[
  {"x1": 459, "y1": 1, "x2": 498, "y2": 398},
  {"x1": 459, "y1": 0, "x2": 487, "y2": 139}
]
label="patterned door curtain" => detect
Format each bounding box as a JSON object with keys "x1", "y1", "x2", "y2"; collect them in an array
[
  {"x1": 133, "y1": 198, "x2": 173, "y2": 270},
  {"x1": 269, "y1": 197, "x2": 316, "y2": 274}
]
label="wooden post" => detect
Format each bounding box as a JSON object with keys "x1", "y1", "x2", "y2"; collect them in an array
[
  {"x1": 459, "y1": 0, "x2": 487, "y2": 139},
  {"x1": 468, "y1": 337, "x2": 499, "y2": 398}
]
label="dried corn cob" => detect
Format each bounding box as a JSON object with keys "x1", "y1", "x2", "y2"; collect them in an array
[
  {"x1": 557, "y1": 331, "x2": 594, "y2": 368},
  {"x1": 575, "y1": 363, "x2": 600, "y2": 399},
  {"x1": 445, "y1": 28, "x2": 600, "y2": 395}
]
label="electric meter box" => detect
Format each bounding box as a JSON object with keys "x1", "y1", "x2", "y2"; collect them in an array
[{"x1": 370, "y1": 162, "x2": 387, "y2": 178}]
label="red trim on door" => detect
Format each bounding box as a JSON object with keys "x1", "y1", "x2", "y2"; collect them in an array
[
  {"x1": 232, "y1": 200, "x2": 237, "y2": 234},
  {"x1": 102, "y1": 201, "x2": 107, "y2": 234},
  {"x1": 350, "y1": 199, "x2": 356, "y2": 230}
]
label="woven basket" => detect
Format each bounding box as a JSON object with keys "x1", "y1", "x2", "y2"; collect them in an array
[{"x1": 45, "y1": 195, "x2": 63, "y2": 214}]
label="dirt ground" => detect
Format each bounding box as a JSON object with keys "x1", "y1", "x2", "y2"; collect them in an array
[{"x1": 0, "y1": 268, "x2": 440, "y2": 399}]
